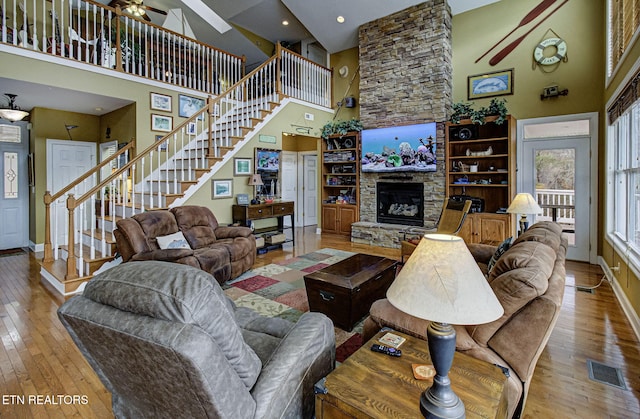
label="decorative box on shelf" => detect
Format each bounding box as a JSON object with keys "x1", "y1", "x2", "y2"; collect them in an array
[{"x1": 264, "y1": 233, "x2": 286, "y2": 244}]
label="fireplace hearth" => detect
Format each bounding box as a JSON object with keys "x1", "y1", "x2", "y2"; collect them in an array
[{"x1": 377, "y1": 182, "x2": 424, "y2": 226}]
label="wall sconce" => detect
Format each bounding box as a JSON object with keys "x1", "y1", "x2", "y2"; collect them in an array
[{"x1": 65, "y1": 124, "x2": 79, "y2": 140}]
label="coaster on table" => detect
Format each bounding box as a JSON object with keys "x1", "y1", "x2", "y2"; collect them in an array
[{"x1": 412, "y1": 364, "x2": 436, "y2": 380}]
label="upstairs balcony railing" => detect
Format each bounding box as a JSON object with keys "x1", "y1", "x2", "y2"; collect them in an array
[{"x1": 0, "y1": 0, "x2": 244, "y2": 93}]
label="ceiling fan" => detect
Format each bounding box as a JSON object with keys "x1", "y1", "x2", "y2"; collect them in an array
[{"x1": 108, "y1": 0, "x2": 167, "y2": 22}]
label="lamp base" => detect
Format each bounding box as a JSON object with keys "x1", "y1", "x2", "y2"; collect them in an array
[
  {"x1": 420, "y1": 322, "x2": 465, "y2": 419},
  {"x1": 518, "y1": 214, "x2": 529, "y2": 235},
  {"x1": 420, "y1": 392, "x2": 465, "y2": 419}
]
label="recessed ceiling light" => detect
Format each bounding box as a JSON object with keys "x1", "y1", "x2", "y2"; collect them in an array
[
  {"x1": 95, "y1": 107, "x2": 103, "y2": 111},
  {"x1": 282, "y1": 20, "x2": 289, "y2": 26},
  {"x1": 336, "y1": 16, "x2": 345, "y2": 24}
]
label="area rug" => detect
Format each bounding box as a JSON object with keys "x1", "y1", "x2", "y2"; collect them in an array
[{"x1": 222, "y1": 248, "x2": 364, "y2": 362}]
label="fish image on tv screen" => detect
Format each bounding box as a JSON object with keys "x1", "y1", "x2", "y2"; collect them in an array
[{"x1": 361, "y1": 123, "x2": 437, "y2": 173}]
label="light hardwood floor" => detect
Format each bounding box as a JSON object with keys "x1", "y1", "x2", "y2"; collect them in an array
[{"x1": 0, "y1": 227, "x2": 639, "y2": 418}]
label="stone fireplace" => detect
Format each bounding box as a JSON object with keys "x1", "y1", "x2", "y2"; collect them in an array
[
  {"x1": 376, "y1": 182, "x2": 424, "y2": 226},
  {"x1": 350, "y1": 0, "x2": 452, "y2": 248}
]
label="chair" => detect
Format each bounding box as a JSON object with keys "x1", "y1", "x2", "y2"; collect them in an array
[
  {"x1": 400, "y1": 198, "x2": 472, "y2": 263},
  {"x1": 58, "y1": 261, "x2": 335, "y2": 419}
]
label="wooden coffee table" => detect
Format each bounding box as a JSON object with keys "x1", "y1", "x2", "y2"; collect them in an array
[
  {"x1": 315, "y1": 330, "x2": 508, "y2": 418},
  {"x1": 304, "y1": 253, "x2": 398, "y2": 331}
]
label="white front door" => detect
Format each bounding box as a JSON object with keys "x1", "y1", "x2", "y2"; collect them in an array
[
  {"x1": 0, "y1": 122, "x2": 29, "y2": 250},
  {"x1": 518, "y1": 114, "x2": 597, "y2": 262}
]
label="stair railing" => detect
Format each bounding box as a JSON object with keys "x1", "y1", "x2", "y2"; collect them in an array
[
  {"x1": 44, "y1": 46, "x2": 332, "y2": 280},
  {"x1": 43, "y1": 140, "x2": 135, "y2": 264}
]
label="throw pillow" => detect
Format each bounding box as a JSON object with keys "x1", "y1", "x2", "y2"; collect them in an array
[
  {"x1": 156, "y1": 231, "x2": 191, "y2": 250},
  {"x1": 487, "y1": 237, "x2": 512, "y2": 272}
]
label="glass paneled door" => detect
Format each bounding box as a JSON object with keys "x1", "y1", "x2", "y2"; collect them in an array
[{"x1": 523, "y1": 138, "x2": 591, "y2": 261}]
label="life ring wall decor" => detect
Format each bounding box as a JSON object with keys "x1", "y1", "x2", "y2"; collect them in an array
[{"x1": 533, "y1": 37, "x2": 568, "y2": 70}]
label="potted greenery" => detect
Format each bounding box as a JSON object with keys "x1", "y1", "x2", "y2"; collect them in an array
[
  {"x1": 321, "y1": 118, "x2": 363, "y2": 139},
  {"x1": 450, "y1": 98, "x2": 508, "y2": 125}
]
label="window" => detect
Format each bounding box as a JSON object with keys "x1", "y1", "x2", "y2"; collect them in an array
[
  {"x1": 608, "y1": 100, "x2": 640, "y2": 271},
  {"x1": 608, "y1": 0, "x2": 640, "y2": 78}
]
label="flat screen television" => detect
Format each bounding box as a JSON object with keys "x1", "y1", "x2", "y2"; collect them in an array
[{"x1": 361, "y1": 122, "x2": 437, "y2": 173}]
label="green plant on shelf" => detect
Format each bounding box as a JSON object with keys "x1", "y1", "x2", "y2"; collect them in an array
[
  {"x1": 450, "y1": 98, "x2": 508, "y2": 125},
  {"x1": 321, "y1": 118, "x2": 363, "y2": 139}
]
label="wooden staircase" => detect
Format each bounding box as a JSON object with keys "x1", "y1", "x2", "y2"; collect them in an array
[
  {"x1": 40, "y1": 45, "x2": 332, "y2": 296},
  {"x1": 41, "y1": 94, "x2": 285, "y2": 295}
]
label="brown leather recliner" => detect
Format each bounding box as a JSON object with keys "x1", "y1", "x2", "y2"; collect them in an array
[{"x1": 114, "y1": 205, "x2": 256, "y2": 283}]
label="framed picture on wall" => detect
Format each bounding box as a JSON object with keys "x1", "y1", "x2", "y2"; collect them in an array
[
  {"x1": 234, "y1": 158, "x2": 252, "y2": 176},
  {"x1": 467, "y1": 68, "x2": 513, "y2": 100},
  {"x1": 179, "y1": 94, "x2": 206, "y2": 118},
  {"x1": 255, "y1": 147, "x2": 281, "y2": 196},
  {"x1": 150, "y1": 92, "x2": 172, "y2": 112},
  {"x1": 155, "y1": 134, "x2": 167, "y2": 151},
  {"x1": 212, "y1": 179, "x2": 233, "y2": 199},
  {"x1": 151, "y1": 114, "x2": 173, "y2": 132}
]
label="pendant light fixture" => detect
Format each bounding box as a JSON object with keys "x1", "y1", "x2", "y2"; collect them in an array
[{"x1": 0, "y1": 94, "x2": 29, "y2": 122}]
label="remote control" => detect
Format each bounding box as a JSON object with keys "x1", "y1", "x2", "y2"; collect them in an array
[{"x1": 370, "y1": 344, "x2": 402, "y2": 357}]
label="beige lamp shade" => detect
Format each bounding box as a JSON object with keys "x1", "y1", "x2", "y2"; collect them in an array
[
  {"x1": 386, "y1": 234, "x2": 503, "y2": 325},
  {"x1": 506, "y1": 193, "x2": 542, "y2": 215},
  {"x1": 247, "y1": 174, "x2": 263, "y2": 186}
]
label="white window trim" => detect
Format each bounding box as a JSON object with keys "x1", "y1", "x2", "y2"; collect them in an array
[{"x1": 605, "y1": 96, "x2": 640, "y2": 280}]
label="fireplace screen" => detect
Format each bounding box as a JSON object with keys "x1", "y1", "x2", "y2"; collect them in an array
[{"x1": 377, "y1": 182, "x2": 424, "y2": 226}]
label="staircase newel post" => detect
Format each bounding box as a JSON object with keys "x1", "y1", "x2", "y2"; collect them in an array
[
  {"x1": 65, "y1": 194, "x2": 78, "y2": 280},
  {"x1": 276, "y1": 42, "x2": 282, "y2": 96},
  {"x1": 207, "y1": 96, "x2": 214, "y2": 159},
  {"x1": 43, "y1": 191, "x2": 54, "y2": 263}
]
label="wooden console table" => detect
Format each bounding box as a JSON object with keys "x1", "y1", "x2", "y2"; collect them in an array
[
  {"x1": 315, "y1": 330, "x2": 508, "y2": 418},
  {"x1": 232, "y1": 201, "x2": 295, "y2": 246}
]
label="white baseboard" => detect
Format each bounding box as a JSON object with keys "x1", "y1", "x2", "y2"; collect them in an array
[
  {"x1": 29, "y1": 241, "x2": 44, "y2": 253},
  {"x1": 598, "y1": 256, "x2": 640, "y2": 342},
  {"x1": 316, "y1": 227, "x2": 322, "y2": 235}
]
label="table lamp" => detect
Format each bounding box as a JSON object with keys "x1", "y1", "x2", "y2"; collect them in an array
[
  {"x1": 386, "y1": 234, "x2": 503, "y2": 419},
  {"x1": 247, "y1": 174, "x2": 263, "y2": 204},
  {"x1": 506, "y1": 192, "x2": 542, "y2": 233}
]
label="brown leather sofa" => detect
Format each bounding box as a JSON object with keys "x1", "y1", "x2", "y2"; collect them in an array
[
  {"x1": 363, "y1": 221, "x2": 567, "y2": 419},
  {"x1": 114, "y1": 205, "x2": 256, "y2": 283}
]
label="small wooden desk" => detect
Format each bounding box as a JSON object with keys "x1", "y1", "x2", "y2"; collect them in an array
[{"x1": 316, "y1": 330, "x2": 508, "y2": 418}]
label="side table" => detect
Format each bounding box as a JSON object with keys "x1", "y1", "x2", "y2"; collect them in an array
[
  {"x1": 232, "y1": 201, "x2": 295, "y2": 248},
  {"x1": 315, "y1": 330, "x2": 508, "y2": 418}
]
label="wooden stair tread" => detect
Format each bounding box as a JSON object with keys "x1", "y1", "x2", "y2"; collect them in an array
[
  {"x1": 81, "y1": 229, "x2": 116, "y2": 243},
  {"x1": 60, "y1": 244, "x2": 113, "y2": 262},
  {"x1": 40, "y1": 258, "x2": 92, "y2": 284}
]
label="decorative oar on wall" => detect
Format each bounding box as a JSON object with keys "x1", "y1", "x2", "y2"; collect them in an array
[
  {"x1": 475, "y1": 0, "x2": 558, "y2": 64},
  {"x1": 489, "y1": 0, "x2": 570, "y2": 66}
]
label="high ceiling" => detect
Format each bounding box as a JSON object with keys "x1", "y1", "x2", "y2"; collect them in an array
[
  {"x1": 107, "y1": 0, "x2": 499, "y2": 67},
  {"x1": 1, "y1": 0, "x2": 499, "y2": 116}
]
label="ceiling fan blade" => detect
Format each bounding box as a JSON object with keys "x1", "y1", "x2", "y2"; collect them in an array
[
  {"x1": 141, "y1": 5, "x2": 167, "y2": 15},
  {"x1": 107, "y1": 0, "x2": 129, "y2": 8}
]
